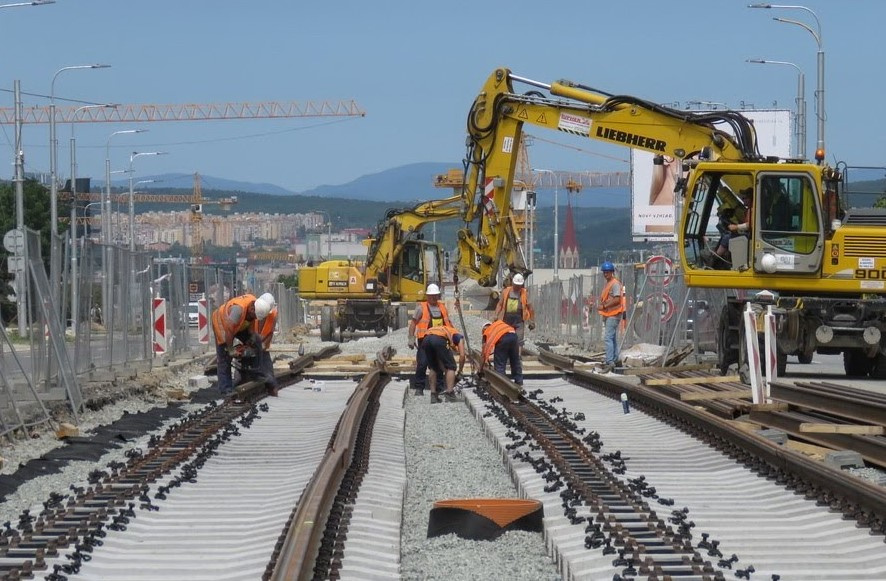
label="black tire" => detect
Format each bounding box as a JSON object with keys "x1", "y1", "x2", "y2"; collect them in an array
[
  {"x1": 320, "y1": 306, "x2": 334, "y2": 342},
  {"x1": 843, "y1": 350, "x2": 873, "y2": 377},
  {"x1": 869, "y1": 352, "x2": 886, "y2": 379},
  {"x1": 797, "y1": 352, "x2": 813, "y2": 364},
  {"x1": 717, "y1": 304, "x2": 739, "y2": 375}
]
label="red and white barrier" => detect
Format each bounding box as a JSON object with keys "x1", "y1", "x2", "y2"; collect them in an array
[
  {"x1": 763, "y1": 305, "x2": 778, "y2": 400},
  {"x1": 743, "y1": 303, "x2": 764, "y2": 404},
  {"x1": 197, "y1": 298, "x2": 210, "y2": 344},
  {"x1": 153, "y1": 298, "x2": 167, "y2": 355}
]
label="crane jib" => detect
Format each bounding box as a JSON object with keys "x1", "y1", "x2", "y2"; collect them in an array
[{"x1": 595, "y1": 125, "x2": 666, "y2": 152}]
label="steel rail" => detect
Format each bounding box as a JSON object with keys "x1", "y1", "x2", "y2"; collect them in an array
[
  {"x1": 769, "y1": 380, "x2": 886, "y2": 425},
  {"x1": 268, "y1": 358, "x2": 390, "y2": 581},
  {"x1": 566, "y1": 367, "x2": 886, "y2": 524}
]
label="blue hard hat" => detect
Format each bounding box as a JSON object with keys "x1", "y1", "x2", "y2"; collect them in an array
[{"x1": 601, "y1": 261, "x2": 615, "y2": 272}]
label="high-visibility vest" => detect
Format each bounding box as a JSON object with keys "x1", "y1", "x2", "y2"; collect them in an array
[
  {"x1": 495, "y1": 286, "x2": 534, "y2": 322},
  {"x1": 481, "y1": 320, "x2": 516, "y2": 362},
  {"x1": 211, "y1": 294, "x2": 256, "y2": 345},
  {"x1": 425, "y1": 325, "x2": 460, "y2": 349},
  {"x1": 598, "y1": 278, "x2": 626, "y2": 318},
  {"x1": 254, "y1": 307, "x2": 277, "y2": 349},
  {"x1": 415, "y1": 301, "x2": 451, "y2": 339}
]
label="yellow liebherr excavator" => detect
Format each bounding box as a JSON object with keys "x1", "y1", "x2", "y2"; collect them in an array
[{"x1": 463, "y1": 67, "x2": 886, "y2": 379}]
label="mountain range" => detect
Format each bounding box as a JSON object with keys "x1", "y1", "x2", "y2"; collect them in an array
[{"x1": 103, "y1": 162, "x2": 631, "y2": 208}]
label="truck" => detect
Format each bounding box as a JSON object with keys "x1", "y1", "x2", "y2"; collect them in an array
[{"x1": 462, "y1": 67, "x2": 886, "y2": 379}]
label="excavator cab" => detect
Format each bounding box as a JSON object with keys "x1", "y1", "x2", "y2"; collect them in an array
[
  {"x1": 390, "y1": 239, "x2": 444, "y2": 302},
  {"x1": 680, "y1": 162, "x2": 826, "y2": 292}
]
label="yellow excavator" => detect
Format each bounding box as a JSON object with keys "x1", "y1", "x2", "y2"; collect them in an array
[
  {"x1": 461, "y1": 67, "x2": 886, "y2": 378},
  {"x1": 297, "y1": 189, "x2": 526, "y2": 341}
]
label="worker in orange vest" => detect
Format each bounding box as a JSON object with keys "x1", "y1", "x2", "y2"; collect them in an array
[
  {"x1": 211, "y1": 293, "x2": 271, "y2": 398},
  {"x1": 598, "y1": 261, "x2": 626, "y2": 372},
  {"x1": 494, "y1": 273, "x2": 535, "y2": 345},
  {"x1": 236, "y1": 292, "x2": 280, "y2": 396},
  {"x1": 480, "y1": 320, "x2": 523, "y2": 386},
  {"x1": 422, "y1": 324, "x2": 465, "y2": 404},
  {"x1": 407, "y1": 283, "x2": 452, "y2": 396}
]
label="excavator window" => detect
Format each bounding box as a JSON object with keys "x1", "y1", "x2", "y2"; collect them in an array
[
  {"x1": 757, "y1": 174, "x2": 819, "y2": 254},
  {"x1": 393, "y1": 242, "x2": 424, "y2": 283},
  {"x1": 683, "y1": 171, "x2": 754, "y2": 270}
]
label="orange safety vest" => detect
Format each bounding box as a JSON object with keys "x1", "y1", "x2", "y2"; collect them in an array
[
  {"x1": 481, "y1": 320, "x2": 516, "y2": 362},
  {"x1": 254, "y1": 307, "x2": 277, "y2": 350},
  {"x1": 211, "y1": 294, "x2": 256, "y2": 345},
  {"x1": 425, "y1": 325, "x2": 460, "y2": 348},
  {"x1": 598, "y1": 278, "x2": 626, "y2": 318},
  {"x1": 495, "y1": 286, "x2": 534, "y2": 322},
  {"x1": 415, "y1": 301, "x2": 451, "y2": 339}
]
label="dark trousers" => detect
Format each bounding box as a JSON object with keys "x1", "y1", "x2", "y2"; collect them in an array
[
  {"x1": 215, "y1": 329, "x2": 260, "y2": 395},
  {"x1": 238, "y1": 348, "x2": 278, "y2": 389},
  {"x1": 494, "y1": 332, "x2": 523, "y2": 385},
  {"x1": 424, "y1": 334, "x2": 456, "y2": 378},
  {"x1": 413, "y1": 337, "x2": 427, "y2": 392}
]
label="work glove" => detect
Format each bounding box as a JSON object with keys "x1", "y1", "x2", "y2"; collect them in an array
[
  {"x1": 226, "y1": 345, "x2": 237, "y2": 357},
  {"x1": 407, "y1": 336, "x2": 416, "y2": 350},
  {"x1": 527, "y1": 321, "x2": 536, "y2": 331}
]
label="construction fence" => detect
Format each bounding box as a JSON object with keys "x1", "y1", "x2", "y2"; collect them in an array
[
  {"x1": 1, "y1": 228, "x2": 304, "y2": 442},
  {"x1": 529, "y1": 255, "x2": 727, "y2": 364}
]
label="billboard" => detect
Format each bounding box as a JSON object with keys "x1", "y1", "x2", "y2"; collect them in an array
[{"x1": 631, "y1": 109, "x2": 792, "y2": 241}]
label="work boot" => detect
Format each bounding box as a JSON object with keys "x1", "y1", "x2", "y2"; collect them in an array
[
  {"x1": 441, "y1": 391, "x2": 459, "y2": 403},
  {"x1": 414, "y1": 388, "x2": 424, "y2": 396},
  {"x1": 430, "y1": 393, "x2": 441, "y2": 404},
  {"x1": 267, "y1": 385, "x2": 279, "y2": 397}
]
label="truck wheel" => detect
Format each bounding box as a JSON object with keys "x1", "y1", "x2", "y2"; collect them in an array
[
  {"x1": 717, "y1": 304, "x2": 739, "y2": 375},
  {"x1": 869, "y1": 352, "x2": 886, "y2": 379},
  {"x1": 797, "y1": 352, "x2": 813, "y2": 364},
  {"x1": 843, "y1": 350, "x2": 873, "y2": 377},
  {"x1": 320, "y1": 306, "x2": 334, "y2": 342}
]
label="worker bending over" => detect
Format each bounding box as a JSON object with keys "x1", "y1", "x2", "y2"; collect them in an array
[
  {"x1": 480, "y1": 320, "x2": 523, "y2": 386},
  {"x1": 211, "y1": 293, "x2": 271, "y2": 398},
  {"x1": 421, "y1": 324, "x2": 465, "y2": 404},
  {"x1": 239, "y1": 292, "x2": 280, "y2": 396}
]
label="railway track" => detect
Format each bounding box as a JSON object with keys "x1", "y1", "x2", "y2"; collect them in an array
[{"x1": 3, "y1": 347, "x2": 884, "y2": 580}]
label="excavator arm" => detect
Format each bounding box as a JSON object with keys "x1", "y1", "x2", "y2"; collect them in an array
[{"x1": 456, "y1": 67, "x2": 759, "y2": 286}]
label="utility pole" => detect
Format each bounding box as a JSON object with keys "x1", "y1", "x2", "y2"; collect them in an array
[{"x1": 13, "y1": 80, "x2": 27, "y2": 337}]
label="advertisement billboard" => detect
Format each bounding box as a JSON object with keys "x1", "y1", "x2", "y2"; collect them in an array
[{"x1": 631, "y1": 109, "x2": 792, "y2": 241}]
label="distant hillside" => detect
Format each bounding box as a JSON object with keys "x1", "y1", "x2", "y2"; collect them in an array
[{"x1": 97, "y1": 164, "x2": 631, "y2": 208}]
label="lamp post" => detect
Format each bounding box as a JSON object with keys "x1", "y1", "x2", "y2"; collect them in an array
[
  {"x1": 532, "y1": 168, "x2": 559, "y2": 278},
  {"x1": 128, "y1": 153, "x2": 166, "y2": 251},
  {"x1": 316, "y1": 210, "x2": 332, "y2": 258},
  {"x1": 105, "y1": 130, "x2": 146, "y2": 245},
  {"x1": 746, "y1": 59, "x2": 806, "y2": 158},
  {"x1": 526, "y1": 190, "x2": 537, "y2": 272},
  {"x1": 0, "y1": 0, "x2": 55, "y2": 7},
  {"x1": 67, "y1": 103, "x2": 114, "y2": 336},
  {"x1": 49, "y1": 64, "x2": 110, "y2": 301},
  {"x1": 749, "y1": 3, "x2": 824, "y2": 161}
]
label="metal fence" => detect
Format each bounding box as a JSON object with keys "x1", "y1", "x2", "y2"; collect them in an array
[{"x1": 529, "y1": 255, "x2": 727, "y2": 364}]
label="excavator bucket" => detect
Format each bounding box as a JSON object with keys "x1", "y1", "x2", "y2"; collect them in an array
[{"x1": 456, "y1": 279, "x2": 500, "y2": 311}]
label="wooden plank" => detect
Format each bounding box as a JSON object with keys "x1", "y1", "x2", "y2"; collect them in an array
[
  {"x1": 623, "y1": 363, "x2": 717, "y2": 376},
  {"x1": 644, "y1": 375, "x2": 741, "y2": 386},
  {"x1": 786, "y1": 440, "x2": 835, "y2": 459},
  {"x1": 330, "y1": 353, "x2": 366, "y2": 362},
  {"x1": 680, "y1": 389, "x2": 751, "y2": 401},
  {"x1": 799, "y1": 423, "x2": 885, "y2": 435},
  {"x1": 748, "y1": 402, "x2": 790, "y2": 411}
]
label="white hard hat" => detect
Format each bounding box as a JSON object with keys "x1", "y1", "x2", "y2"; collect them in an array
[
  {"x1": 426, "y1": 283, "x2": 441, "y2": 295},
  {"x1": 482, "y1": 322, "x2": 492, "y2": 330},
  {"x1": 259, "y1": 292, "x2": 276, "y2": 309},
  {"x1": 254, "y1": 298, "x2": 271, "y2": 320},
  {"x1": 512, "y1": 273, "x2": 525, "y2": 286}
]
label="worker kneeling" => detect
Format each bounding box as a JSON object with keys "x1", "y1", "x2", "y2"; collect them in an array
[
  {"x1": 422, "y1": 324, "x2": 465, "y2": 404},
  {"x1": 480, "y1": 320, "x2": 523, "y2": 386}
]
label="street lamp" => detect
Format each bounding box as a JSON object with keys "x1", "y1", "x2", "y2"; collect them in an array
[
  {"x1": 128, "y1": 152, "x2": 167, "y2": 251},
  {"x1": 49, "y1": 64, "x2": 110, "y2": 296},
  {"x1": 68, "y1": 103, "x2": 115, "y2": 336},
  {"x1": 532, "y1": 168, "x2": 559, "y2": 279},
  {"x1": 749, "y1": 3, "x2": 824, "y2": 161},
  {"x1": 105, "y1": 130, "x2": 146, "y2": 244},
  {"x1": 0, "y1": 1, "x2": 55, "y2": 8},
  {"x1": 746, "y1": 59, "x2": 806, "y2": 158},
  {"x1": 315, "y1": 210, "x2": 332, "y2": 258}
]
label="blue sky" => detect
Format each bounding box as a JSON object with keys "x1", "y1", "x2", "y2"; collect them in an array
[{"x1": 1, "y1": 0, "x2": 882, "y2": 197}]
